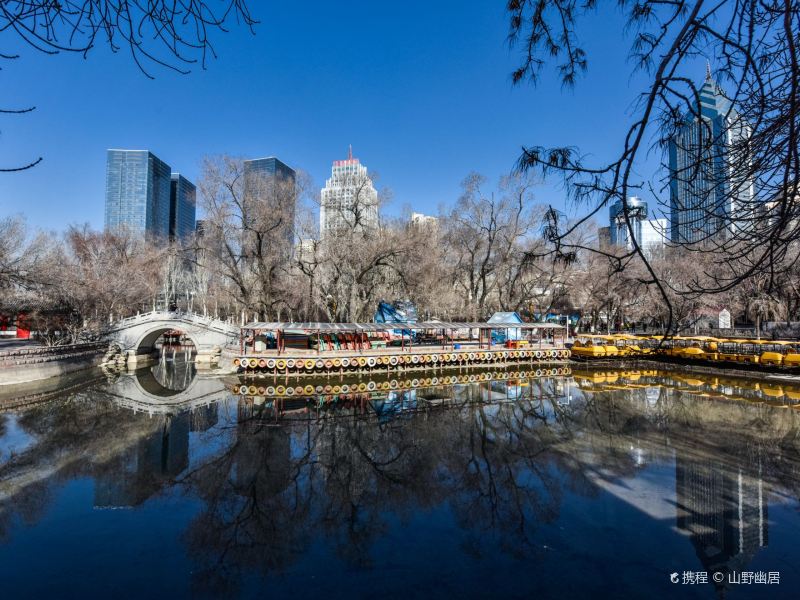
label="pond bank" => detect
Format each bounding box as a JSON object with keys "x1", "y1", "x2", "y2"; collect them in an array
[{"x1": 0, "y1": 342, "x2": 107, "y2": 387}]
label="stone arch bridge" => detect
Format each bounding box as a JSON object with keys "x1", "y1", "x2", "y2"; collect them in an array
[{"x1": 104, "y1": 310, "x2": 239, "y2": 366}]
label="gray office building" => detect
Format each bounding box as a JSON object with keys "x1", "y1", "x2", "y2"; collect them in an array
[
  {"x1": 169, "y1": 173, "x2": 197, "y2": 240},
  {"x1": 243, "y1": 156, "x2": 296, "y2": 246},
  {"x1": 105, "y1": 149, "x2": 172, "y2": 239}
]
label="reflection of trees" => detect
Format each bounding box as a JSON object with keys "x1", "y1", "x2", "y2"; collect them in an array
[
  {"x1": 181, "y1": 394, "x2": 592, "y2": 589},
  {"x1": 0, "y1": 392, "x2": 183, "y2": 541},
  {"x1": 2, "y1": 372, "x2": 800, "y2": 591},
  {"x1": 177, "y1": 403, "x2": 315, "y2": 596},
  {"x1": 183, "y1": 378, "x2": 746, "y2": 585}
]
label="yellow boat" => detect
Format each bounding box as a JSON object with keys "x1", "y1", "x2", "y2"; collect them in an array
[
  {"x1": 738, "y1": 341, "x2": 762, "y2": 364},
  {"x1": 571, "y1": 335, "x2": 607, "y2": 358},
  {"x1": 757, "y1": 341, "x2": 789, "y2": 366},
  {"x1": 760, "y1": 384, "x2": 784, "y2": 398},
  {"x1": 783, "y1": 343, "x2": 800, "y2": 367},
  {"x1": 611, "y1": 334, "x2": 646, "y2": 356},
  {"x1": 717, "y1": 339, "x2": 751, "y2": 363},
  {"x1": 754, "y1": 340, "x2": 800, "y2": 367},
  {"x1": 671, "y1": 336, "x2": 719, "y2": 360},
  {"x1": 571, "y1": 334, "x2": 619, "y2": 358}
]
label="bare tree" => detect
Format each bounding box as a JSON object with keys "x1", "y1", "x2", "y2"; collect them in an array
[
  {"x1": 507, "y1": 0, "x2": 800, "y2": 330},
  {"x1": 56, "y1": 225, "x2": 165, "y2": 328},
  {"x1": 0, "y1": 216, "x2": 58, "y2": 293},
  {"x1": 196, "y1": 155, "x2": 299, "y2": 320},
  {"x1": 442, "y1": 173, "x2": 540, "y2": 319}
]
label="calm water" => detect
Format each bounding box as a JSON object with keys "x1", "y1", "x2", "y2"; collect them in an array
[{"x1": 1, "y1": 361, "x2": 799, "y2": 599}]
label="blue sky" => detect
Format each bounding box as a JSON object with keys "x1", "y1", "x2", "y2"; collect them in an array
[{"x1": 0, "y1": 1, "x2": 667, "y2": 232}]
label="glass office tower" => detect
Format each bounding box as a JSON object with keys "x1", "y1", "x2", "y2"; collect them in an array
[
  {"x1": 610, "y1": 196, "x2": 648, "y2": 247},
  {"x1": 105, "y1": 150, "x2": 172, "y2": 239},
  {"x1": 243, "y1": 156, "x2": 296, "y2": 247},
  {"x1": 668, "y1": 69, "x2": 754, "y2": 243},
  {"x1": 169, "y1": 173, "x2": 197, "y2": 240}
]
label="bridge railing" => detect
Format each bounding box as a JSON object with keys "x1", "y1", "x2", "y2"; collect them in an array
[{"x1": 104, "y1": 310, "x2": 240, "y2": 336}]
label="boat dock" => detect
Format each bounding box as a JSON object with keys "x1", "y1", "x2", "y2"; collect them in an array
[{"x1": 234, "y1": 321, "x2": 569, "y2": 376}]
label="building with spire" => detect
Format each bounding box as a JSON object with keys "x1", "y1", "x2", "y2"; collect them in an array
[
  {"x1": 668, "y1": 64, "x2": 754, "y2": 243},
  {"x1": 319, "y1": 146, "x2": 379, "y2": 238},
  {"x1": 609, "y1": 196, "x2": 666, "y2": 259}
]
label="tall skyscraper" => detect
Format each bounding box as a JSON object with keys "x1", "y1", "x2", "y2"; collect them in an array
[
  {"x1": 169, "y1": 173, "x2": 197, "y2": 240},
  {"x1": 668, "y1": 66, "x2": 754, "y2": 243},
  {"x1": 320, "y1": 147, "x2": 378, "y2": 238},
  {"x1": 609, "y1": 196, "x2": 666, "y2": 258},
  {"x1": 243, "y1": 156, "x2": 296, "y2": 246},
  {"x1": 105, "y1": 149, "x2": 172, "y2": 239}
]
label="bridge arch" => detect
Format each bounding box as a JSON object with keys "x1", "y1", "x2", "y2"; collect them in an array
[
  {"x1": 104, "y1": 310, "x2": 239, "y2": 367},
  {"x1": 135, "y1": 326, "x2": 197, "y2": 357}
]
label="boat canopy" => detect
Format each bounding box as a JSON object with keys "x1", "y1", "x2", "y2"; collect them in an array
[{"x1": 242, "y1": 321, "x2": 565, "y2": 333}]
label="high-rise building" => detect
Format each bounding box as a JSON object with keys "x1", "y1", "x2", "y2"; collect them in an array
[
  {"x1": 610, "y1": 196, "x2": 648, "y2": 247},
  {"x1": 243, "y1": 156, "x2": 296, "y2": 246},
  {"x1": 668, "y1": 66, "x2": 754, "y2": 243},
  {"x1": 295, "y1": 238, "x2": 316, "y2": 262},
  {"x1": 105, "y1": 149, "x2": 172, "y2": 239},
  {"x1": 410, "y1": 212, "x2": 438, "y2": 230},
  {"x1": 597, "y1": 226, "x2": 612, "y2": 249},
  {"x1": 640, "y1": 219, "x2": 667, "y2": 258},
  {"x1": 169, "y1": 173, "x2": 196, "y2": 240},
  {"x1": 609, "y1": 197, "x2": 666, "y2": 258},
  {"x1": 320, "y1": 147, "x2": 378, "y2": 238}
]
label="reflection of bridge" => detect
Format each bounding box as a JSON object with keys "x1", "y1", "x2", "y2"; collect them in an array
[
  {"x1": 104, "y1": 310, "x2": 239, "y2": 366},
  {"x1": 105, "y1": 370, "x2": 232, "y2": 415}
]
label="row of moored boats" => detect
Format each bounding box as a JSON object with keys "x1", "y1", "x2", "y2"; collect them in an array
[{"x1": 571, "y1": 334, "x2": 800, "y2": 367}]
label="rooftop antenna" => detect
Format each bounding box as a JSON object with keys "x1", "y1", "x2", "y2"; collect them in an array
[
  {"x1": 706, "y1": 60, "x2": 712, "y2": 80},
  {"x1": 348, "y1": 144, "x2": 353, "y2": 160}
]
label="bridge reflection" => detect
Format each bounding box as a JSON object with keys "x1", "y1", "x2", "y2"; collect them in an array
[
  {"x1": 149, "y1": 346, "x2": 196, "y2": 392},
  {"x1": 103, "y1": 358, "x2": 226, "y2": 414}
]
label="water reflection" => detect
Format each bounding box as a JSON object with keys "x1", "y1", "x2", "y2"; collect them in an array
[
  {"x1": 676, "y1": 454, "x2": 768, "y2": 595},
  {"x1": 149, "y1": 347, "x2": 196, "y2": 393},
  {"x1": 94, "y1": 414, "x2": 191, "y2": 509},
  {"x1": 0, "y1": 367, "x2": 799, "y2": 597}
]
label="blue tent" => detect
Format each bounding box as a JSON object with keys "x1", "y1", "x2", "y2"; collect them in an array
[
  {"x1": 488, "y1": 312, "x2": 523, "y2": 342},
  {"x1": 374, "y1": 300, "x2": 417, "y2": 323},
  {"x1": 375, "y1": 300, "x2": 417, "y2": 340}
]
